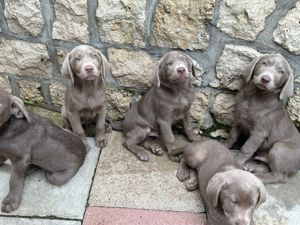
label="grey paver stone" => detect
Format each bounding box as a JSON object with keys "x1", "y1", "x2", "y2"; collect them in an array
[
  {"x1": 0, "y1": 137, "x2": 114, "y2": 219},
  {"x1": 89, "y1": 132, "x2": 204, "y2": 212}
]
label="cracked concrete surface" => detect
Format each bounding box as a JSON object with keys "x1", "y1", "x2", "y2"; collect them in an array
[{"x1": 0, "y1": 132, "x2": 299, "y2": 224}]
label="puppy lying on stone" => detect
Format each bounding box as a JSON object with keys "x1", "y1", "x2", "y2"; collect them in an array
[
  {"x1": 61, "y1": 45, "x2": 110, "y2": 151},
  {"x1": 224, "y1": 54, "x2": 300, "y2": 184},
  {"x1": 123, "y1": 51, "x2": 199, "y2": 161},
  {"x1": 0, "y1": 89, "x2": 86, "y2": 213},
  {"x1": 177, "y1": 139, "x2": 266, "y2": 225}
]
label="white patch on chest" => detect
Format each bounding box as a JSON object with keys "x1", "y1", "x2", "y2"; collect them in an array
[
  {"x1": 179, "y1": 97, "x2": 189, "y2": 109},
  {"x1": 87, "y1": 97, "x2": 100, "y2": 110}
]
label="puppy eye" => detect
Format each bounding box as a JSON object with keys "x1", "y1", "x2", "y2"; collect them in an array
[
  {"x1": 92, "y1": 54, "x2": 97, "y2": 58},
  {"x1": 280, "y1": 70, "x2": 285, "y2": 74},
  {"x1": 262, "y1": 61, "x2": 267, "y2": 65},
  {"x1": 231, "y1": 199, "x2": 238, "y2": 204},
  {"x1": 75, "y1": 57, "x2": 81, "y2": 61},
  {"x1": 168, "y1": 61, "x2": 173, "y2": 66}
]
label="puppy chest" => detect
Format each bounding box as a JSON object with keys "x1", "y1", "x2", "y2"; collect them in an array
[
  {"x1": 80, "y1": 106, "x2": 103, "y2": 121},
  {"x1": 176, "y1": 96, "x2": 192, "y2": 109},
  {"x1": 237, "y1": 101, "x2": 260, "y2": 129}
]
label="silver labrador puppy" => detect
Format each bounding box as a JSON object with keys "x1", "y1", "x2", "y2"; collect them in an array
[
  {"x1": 123, "y1": 51, "x2": 199, "y2": 161},
  {"x1": 0, "y1": 89, "x2": 86, "y2": 213},
  {"x1": 177, "y1": 139, "x2": 266, "y2": 225},
  {"x1": 61, "y1": 45, "x2": 110, "y2": 150},
  {"x1": 224, "y1": 54, "x2": 300, "y2": 184}
]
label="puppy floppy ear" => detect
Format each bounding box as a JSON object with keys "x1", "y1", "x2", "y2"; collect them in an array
[
  {"x1": 242, "y1": 56, "x2": 262, "y2": 83},
  {"x1": 254, "y1": 176, "x2": 267, "y2": 208},
  {"x1": 61, "y1": 53, "x2": 74, "y2": 85},
  {"x1": 206, "y1": 172, "x2": 226, "y2": 207},
  {"x1": 256, "y1": 183, "x2": 267, "y2": 208},
  {"x1": 98, "y1": 50, "x2": 110, "y2": 78},
  {"x1": 280, "y1": 65, "x2": 294, "y2": 100},
  {"x1": 152, "y1": 60, "x2": 161, "y2": 88},
  {"x1": 10, "y1": 96, "x2": 30, "y2": 123},
  {"x1": 185, "y1": 55, "x2": 196, "y2": 77}
]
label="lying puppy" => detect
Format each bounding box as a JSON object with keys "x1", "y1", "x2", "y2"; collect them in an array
[
  {"x1": 123, "y1": 51, "x2": 198, "y2": 161},
  {"x1": 177, "y1": 139, "x2": 266, "y2": 225},
  {"x1": 61, "y1": 45, "x2": 110, "y2": 150},
  {"x1": 224, "y1": 54, "x2": 300, "y2": 184},
  {"x1": 0, "y1": 89, "x2": 86, "y2": 213}
]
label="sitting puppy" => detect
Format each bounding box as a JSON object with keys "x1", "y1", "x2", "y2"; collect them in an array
[
  {"x1": 177, "y1": 139, "x2": 266, "y2": 225},
  {"x1": 123, "y1": 51, "x2": 198, "y2": 161},
  {"x1": 0, "y1": 89, "x2": 86, "y2": 213},
  {"x1": 61, "y1": 45, "x2": 110, "y2": 150},
  {"x1": 224, "y1": 54, "x2": 300, "y2": 184}
]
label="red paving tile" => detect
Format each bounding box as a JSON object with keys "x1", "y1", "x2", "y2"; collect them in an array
[{"x1": 83, "y1": 207, "x2": 207, "y2": 225}]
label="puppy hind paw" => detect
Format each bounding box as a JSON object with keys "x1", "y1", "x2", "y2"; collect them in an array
[
  {"x1": 150, "y1": 147, "x2": 164, "y2": 156},
  {"x1": 136, "y1": 151, "x2": 150, "y2": 161},
  {"x1": 1, "y1": 195, "x2": 21, "y2": 213}
]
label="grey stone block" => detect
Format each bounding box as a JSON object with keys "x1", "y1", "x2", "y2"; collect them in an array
[
  {"x1": 89, "y1": 132, "x2": 204, "y2": 213},
  {"x1": 0, "y1": 138, "x2": 103, "y2": 220}
]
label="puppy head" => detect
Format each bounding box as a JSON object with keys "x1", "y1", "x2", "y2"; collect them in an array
[
  {"x1": 0, "y1": 89, "x2": 30, "y2": 127},
  {"x1": 243, "y1": 54, "x2": 294, "y2": 100},
  {"x1": 152, "y1": 51, "x2": 196, "y2": 88},
  {"x1": 206, "y1": 169, "x2": 266, "y2": 225},
  {"x1": 61, "y1": 45, "x2": 110, "y2": 84}
]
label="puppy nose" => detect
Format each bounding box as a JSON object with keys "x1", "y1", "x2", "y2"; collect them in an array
[
  {"x1": 236, "y1": 219, "x2": 247, "y2": 225},
  {"x1": 261, "y1": 75, "x2": 271, "y2": 84},
  {"x1": 85, "y1": 65, "x2": 94, "y2": 73},
  {"x1": 177, "y1": 67, "x2": 186, "y2": 74}
]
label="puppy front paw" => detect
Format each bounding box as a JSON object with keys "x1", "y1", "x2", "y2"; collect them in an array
[
  {"x1": 96, "y1": 136, "x2": 107, "y2": 149},
  {"x1": 168, "y1": 153, "x2": 182, "y2": 162},
  {"x1": 186, "y1": 178, "x2": 198, "y2": 191},
  {"x1": 186, "y1": 132, "x2": 201, "y2": 142},
  {"x1": 235, "y1": 154, "x2": 247, "y2": 166},
  {"x1": 82, "y1": 139, "x2": 91, "y2": 152},
  {"x1": 1, "y1": 195, "x2": 21, "y2": 213},
  {"x1": 176, "y1": 169, "x2": 189, "y2": 182}
]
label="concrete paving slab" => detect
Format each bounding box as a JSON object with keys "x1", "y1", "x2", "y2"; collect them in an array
[
  {"x1": 254, "y1": 172, "x2": 300, "y2": 225},
  {"x1": 83, "y1": 207, "x2": 207, "y2": 225},
  {"x1": 0, "y1": 217, "x2": 80, "y2": 225},
  {"x1": 89, "y1": 132, "x2": 204, "y2": 213},
  {"x1": 89, "y1": 132, "x2": 300, "y2": 225},
  {"x1": 0, "y1": 136, "x2": 114, "y2": 220}
]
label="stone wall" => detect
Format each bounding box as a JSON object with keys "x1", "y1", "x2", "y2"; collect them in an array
[{"x1": 0, "y1": 0, "x2": 300, "y2": 137}]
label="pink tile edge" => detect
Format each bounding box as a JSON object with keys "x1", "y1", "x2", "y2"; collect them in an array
[{"x1": 83, "y1": 207, "x2": 207, "y2": 225}]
